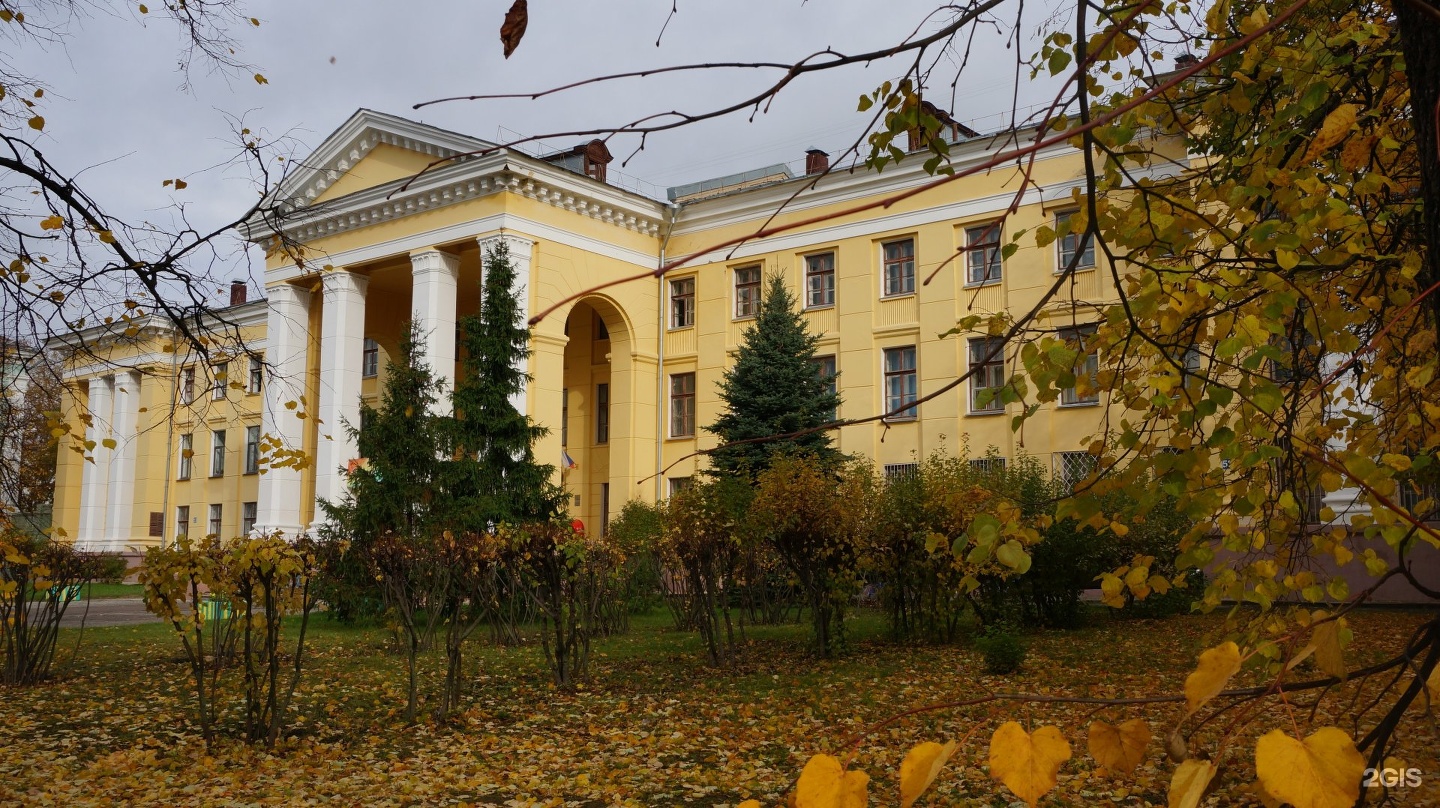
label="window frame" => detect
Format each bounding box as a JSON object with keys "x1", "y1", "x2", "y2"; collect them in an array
[
  {"x1": 881, "y1": 239, "x2": 916, "y2": 298},
  {"x1": 804, "y1": 251, "x2": 836, "y2": 309},
  {"x1": 811, "y1": 354, "x2": 838, "y2": 421},
  {"x1": 241, "y1": 502, "x2": 258, "y2": 536},
  {"x1": 361, "y1": 338, "x2": 379, "y2": 379},
  {"x1": 670, "y1": 372, "x2": 696, "y2": 438},
  {"x1": 211, "y1": 362, "x2": 228, "y2": 401},
  {"x1": 1055, "y1": 211, "x2": 1096, "y2": 271},
  {"x1": 246, "y1": 355, "x2": 263, "y2": 394},
  {"x1": 179, "y1": 367, "x2": 195, "y2": 405},
  {"x1": 883, "y1": 346, "x2": 919, "y2": 421},
  {"x1": 175, "y1": 505, "x2": 190, "y2": 539},
  {"x1": 669, "y1": 276, "x2": 696, "y2": 329},
  {"x1": 208, "y1": 503, "x2": 223, "y2": 538},
  {"x1": 1058, "y1": 325, "x2": 1101, "y2": 406},
  {"x1": 595, "y1": 382, "x2": 610, "y2": 444},
  {"x1": 177, "y1": 433, "x2": 193, "y2": 480},
  {"x1": 733, "y1": 265, "x2": 762, "y2": 319},
  {"x1": 210, "y1": 430, "x2": 226, "y2": 478},
  {"x1": 244, "y1": 425, "x2": 261, "y2": 475},
  {"x1": 968, "y1": 337, "x2": 1007, "y2": 414},
  {"x1": 964, "y1": 222, "x2": 1003, "y2": 287}
]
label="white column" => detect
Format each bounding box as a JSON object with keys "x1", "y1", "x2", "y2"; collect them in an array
[
  {"x1": 103, "y1": 370, "x2": 140, "y2": 551},
  {"x1": 257, "y1": 284, "x2": 312, "y2": 538},
  {"x1": 313, "y1": 269, "x2": 368, "y2": 522},
  {"x1": 477, "y1": 234, "x2": 534, "y2": 416},
  {"x1": 77, "y1": 376, "x2": 113, "y2": 549},
  {"x1": 410, "y1": 249, "x2": 460, "y2": 413}
]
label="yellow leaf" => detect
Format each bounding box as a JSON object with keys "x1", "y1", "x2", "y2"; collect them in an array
[
  {"x1": 900, "y1": 740, "x2": 957, "y2": 807},
  {"x1": 1183, "y1": 641, "x2": 1241, "y2": 715},
  {"x1": 988, "y1": 722, "x2": 1071, "y2": 808},
  {"x1": 39, "y1": 215, "x2": 63, "y2": 230},
  {"x1": 1311, "y1": 616, "x2": 1346, "y2": 680},
  {"x1": 1088, "y1": 719, "x2": 1151, "y2": 775},
  {"x1": 254, "y1": 73, "x2": 269, "y2": 85},
  {"x1": 796, "y1": 754, "x2": 869, "y2": 808},
  {"x1": 1304, "y1": 104, "x2": 1358, "y2": 162},
  {"x1": 1255, "y1": 728, "x2": 1364, "y2": 808},
  {"x1": 98, "y1": 230, "x2": 116, "y2": 244},
  {"x1": 1167, "y1": 759, "x2": 1217, "y2": 808},
  {"x1": 1426, "y1": 666, "x2": 1439, "y2": 703},
  {"x1": 739, "y1": 802, "x2": 762, "y2": 808},
  {"x1": 28, "y1": 115, "x2": 44, "y2": 130}
]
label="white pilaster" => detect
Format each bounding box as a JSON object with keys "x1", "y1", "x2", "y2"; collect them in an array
[
  {"x1": 477, "y1": 234, "x2": 534, "y2": 416},
  {"x1": 314, "y1": 269, "x2": 369, "y2": 521},
  {"x1": 410, "y1": 249, "x2": 460, "y2": 413},
  {"x1": 103, "y1": 370, "x2": 140, "y2": 551},
  {"x1": 257, "y1": 284, "x2": 313, "y2": 538},
  {"x1": 77, "y1": 376, "x2": 113, "y2": 549}
]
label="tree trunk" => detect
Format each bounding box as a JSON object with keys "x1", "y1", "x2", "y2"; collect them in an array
[{"x1": 1395, "y1": 0, "x2": 1440, "y2": 325}]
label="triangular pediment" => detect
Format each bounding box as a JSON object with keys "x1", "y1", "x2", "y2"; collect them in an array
[{"x1": 269, "y1": 109, "x2": 496, "y2": 211}]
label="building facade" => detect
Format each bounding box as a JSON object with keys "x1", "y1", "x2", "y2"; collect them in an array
[{"x1": 50, "y1": 108, "x2": 1158, "y2": 552}]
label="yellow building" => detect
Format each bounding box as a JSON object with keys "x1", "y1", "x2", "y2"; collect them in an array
[{"x1": 52, "y1": 108, "x2": 1162, "y2": 554}]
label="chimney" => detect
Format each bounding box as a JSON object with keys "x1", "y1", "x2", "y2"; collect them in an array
[
  {"x1": 1174, "y1": 53, "x2": 1198, "y2": 69},
  {"x1": 230, "y1": 280, "x2": 247, "y2": 306},
  {"x1": 804, "y1": 148, "x2": 829, "y2": 176}
]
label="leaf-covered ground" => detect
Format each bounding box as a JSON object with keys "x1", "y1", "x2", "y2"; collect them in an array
[{"x1": 1, "y1": 608, "x2": 1437, "y2": 806}]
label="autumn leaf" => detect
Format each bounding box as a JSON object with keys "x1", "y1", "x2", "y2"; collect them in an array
[
  {"x1": 1310, "y1": 615, "x2": 1347, "y2": 681},
  {"x1": 899, "y1": 740, "x2": 957, "y2": 807},
  {"x1": 738, "y1": 801, "x2": 761, "y2": 808},
  {"x1": 1168, "y1": 759, "x2": 1218, "y2": 808},
  {"x1": 500, "y1": 0, "x2": 528, "y2": 58},
  {"x1": 1426, "y1": 665, "x2": 1440, "y2": 703},
  {"x1": 1303, "y1": 104, "x2": 1358, "y2": 162},
  {"x1": 39, "y1": 215, "x2": 63, "y2": 230},
  {"x1": 1255, "y1": 728, "x2": 1364, "y2": 808},
  {"x1": 1088, "y1": 718, "x2": 1151, "y2": 775},
  {"x1": 988, "y1": 722, "x2": 1071, "y2": 808},
  {"x1": 1183, "y1": 641, "x2": 1241, "y2": 715},
  {"x1": 795, "y1": 754, "x2": 869, "y2": 808}
]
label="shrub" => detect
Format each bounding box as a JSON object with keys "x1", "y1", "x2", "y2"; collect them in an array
[
  {"x1": 90, "y1": 552, "x2": 130, "y2": 584},
  {"x1": 0, "y1": 527, "x2": 100, "y2": 684},
  {"x1": 976, "y1": 625, "x2": 1027, "y2": 674}
]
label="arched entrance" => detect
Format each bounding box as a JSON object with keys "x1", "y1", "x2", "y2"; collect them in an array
[{"x1": 557, "y1": 296, "x2": 641, "y2": 535}]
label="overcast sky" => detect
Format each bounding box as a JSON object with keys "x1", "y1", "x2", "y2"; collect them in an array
[{"x1": 23, "y1": 0, "x2": 1072, "y2": 295}]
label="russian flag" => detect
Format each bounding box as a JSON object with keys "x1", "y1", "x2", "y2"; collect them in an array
[{"x1": 562, "y1": 449, "x2": 578, "y2": 470}]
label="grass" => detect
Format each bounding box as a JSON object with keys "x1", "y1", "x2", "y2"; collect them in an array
[
  {"x1": 79, "y1": 582, "x2": 144, "y2": 599},
  {"x1": 1, "y1": 607, "x2": 1436, "y2": 806}
]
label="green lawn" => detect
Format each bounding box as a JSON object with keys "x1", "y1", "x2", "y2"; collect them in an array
[
  {"x1": 79, "y1": 582, "x2": 144, "y2": 599},
  {"x1": 0, "y1": 608, "x2": 1435, "y2": 806}
]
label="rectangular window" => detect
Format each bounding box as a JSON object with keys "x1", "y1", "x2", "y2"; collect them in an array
[
  {"x1": 208, "y1": 504, "x2": 223, "y2": 537},
  {"x1": 600, "y1": 483, "x2": 610, "y2": 538},
  {"x1": 561, "y1": 388, "x2": 569, "y2": 447},
  {"x1": 244, "y1": 425, "x2": 261, "y2": 475},
  {"x1": 1054, "y1": 451, "x2": 1096, "y2": 492},
  {"x1": 210, "y1": 430, "x2": 226, "y2": 477},
  {"x1": 246, "y1": 355, "x2": 263, "y2": 394},
  {"x1": 811, "y1": 354, "x2": 838, "y2": 421},
  {"x1": 670, "y1": 372, "x2": 696, "y2": 438},
  {"x1": 970, "y1": 457, "x2": 1007, "y2": 474},
  {"x1": 149, "y1": 511, "x2": 164, "y2": 538},
  {"x1": 212, "y1": 362, "x2": 228, "y2": 400},
  {"x1": 362, "y1": 338, "x2": 379, "y2": 379},
  {"x1": 734, "y1": 265, "x2": 761, "y2": 318},
  {"x1": 177, "y1": 433, "x2": 193, "y2": 480},
  {"x1": 884, "y1": 463, "x2": 919, "y2": 482},
  {"x1": 1056, "y1": 211, "x2": 1095, "y2": 270},
  {"x1": 179, "y1": 367, "x2": 195, "y2": 404},
  {"x1": 668, "y1": 477, "x2": 693, "y2": 496},
  {"x1": 968, "y1": 337, "x2": 1007, "y2": 413},
  {"x1": 965, "y1": 223, "x2": 1002, "y2": 286},
  {"x1": 1059, "y1": 326, "x2": 1100, "y2": 405},
  {"x1": 805, "y1": 252, "x2": 836, "y2": 308},
  {"x1": 176, "y1": 505, "x2": 190, "y2": 539},
  {"x1": 670, "y1": 277, "x2": 695, "y2": 328},
  {"x1": 883, "y1": 346, "x2": 918, "y2": 420},
  {"x1": 241, "y1": 502, "x2": 257, "y2": 535},
  {"x1": 1182, "y1": 346, "x2": 1203, "y2": 375},
  {"x1": 595, "y1": 383, "x2": 610, "y2": 444},
  {"x1": 882, "y1": 239, "x2": 915, "y2": 297}
]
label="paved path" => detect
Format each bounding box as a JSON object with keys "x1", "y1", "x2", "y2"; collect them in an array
[{"x1": 58, "y1": 598, "x2": 161, "y2": 628}]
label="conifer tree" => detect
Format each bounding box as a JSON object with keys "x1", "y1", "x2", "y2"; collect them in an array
[
  {"x1": 446, "y1": 240, "x2": 562, "y2": 531},
  {"x1": 707, "y1": 274, "x2": 842, "y2": 478}
]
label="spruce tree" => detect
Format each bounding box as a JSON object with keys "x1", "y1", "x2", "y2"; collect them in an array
[
  {"x1": 707, "y1": 274, "x2": 842, "y2": 478},
  {"x1": 445, "y1": 240, "x2": 562, "y2": 531}
]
